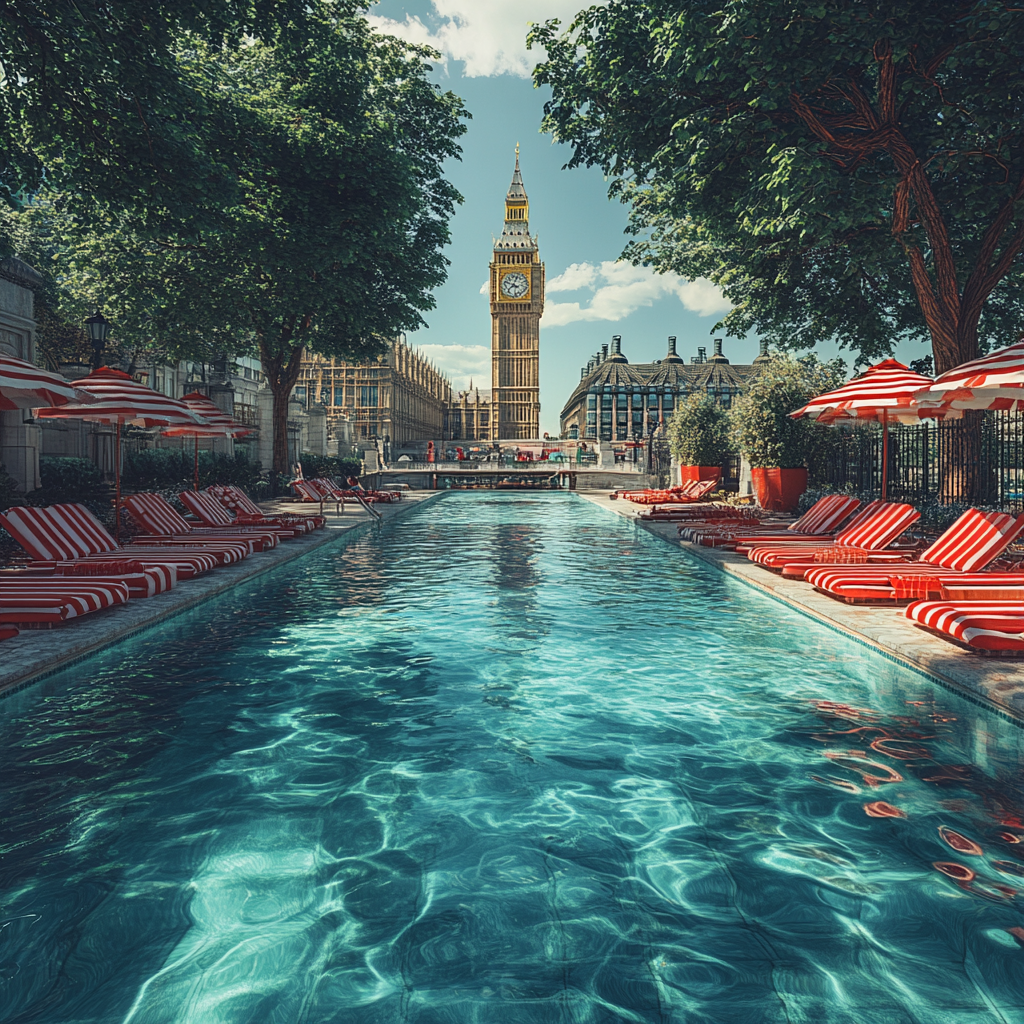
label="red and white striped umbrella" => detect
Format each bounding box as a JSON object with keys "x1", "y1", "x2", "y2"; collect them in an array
[
  {"x1": 0, "y1": 353, "x2": 92, "y2": 411},
  {"x1": 789, "y1": 359, "x2": 944, "y2": 425},
  {"x1": 161, "y1": 392, "x2": 252, "y2": 438},
  {"x1": 161, "y1": 392, "x2": 253, "y2": 491},
  {"x1": 34, "y1": 367, "x2": 201, "y2": 538},
  {"x1": 789, "y1": 358, "x2": 953, "y2": 498},
  {"x1": 34, "y1": 367, "x2": 202, "y2": 427},
  {"x1": 914, "y1": 338, "x2": 1024, "y2": 411}
]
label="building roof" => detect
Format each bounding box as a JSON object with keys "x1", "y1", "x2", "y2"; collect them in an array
[{"x1": 560, "y1": 337, "x2": 768, "y2": 418}]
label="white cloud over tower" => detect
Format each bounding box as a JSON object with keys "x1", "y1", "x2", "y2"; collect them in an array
[{"x1": 367, "y1": 1, "x2": 594, "y2": 78}]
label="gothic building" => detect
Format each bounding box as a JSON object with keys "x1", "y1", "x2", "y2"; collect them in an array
[
  {"x1": 488, "y1": 146, "x2": 544, "y2": 440},
  {"x1": 297, "y1": 337, "x2": 451, "y2": 445},
  {"x1": 560, "y1": 336, "x2": 770, "y2": 441}
]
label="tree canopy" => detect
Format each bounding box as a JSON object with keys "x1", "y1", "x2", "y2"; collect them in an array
[
  {"x1": 20, "y1": 7, "x2": 467, "y2": 472},
  {"x1": 0, "y1": 0, "x2": 358, "y2": 253},
  {"x1": 531, "y1": 1, "x2": 1024, "y2": 372}
]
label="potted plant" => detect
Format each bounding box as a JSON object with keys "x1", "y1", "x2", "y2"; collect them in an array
[
  {"x1": 666, "y1": 393, "x2": 733, "y2": 483},
  {"x1": 731, "y1": 354, "x2": 845, "y2": 511}
]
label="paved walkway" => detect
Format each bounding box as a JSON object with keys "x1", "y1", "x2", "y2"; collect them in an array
[
  {"x1": 0, "y1": 492, "x2": 440, "y2": 697},
  {"x1": 579, "y1": 491, "x2": 1024, "y2": 724}
]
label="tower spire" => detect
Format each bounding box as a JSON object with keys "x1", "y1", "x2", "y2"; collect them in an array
[{"x1": 507, "y1": 144, "x2": 527, "y2": 201}]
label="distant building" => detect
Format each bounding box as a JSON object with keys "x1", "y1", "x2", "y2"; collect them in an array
[
  {"x1": 297, "y1": 337, "x2": 451, "y2": 445},
  {"x1": 445, "y1": 385, "x2": 493, "y2": 442},
  {"x1": 560, "y1": 336, "x2": 769, "y2": 441}
]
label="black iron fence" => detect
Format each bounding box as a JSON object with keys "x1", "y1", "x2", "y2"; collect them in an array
[{"x1": 811, "y1": 410, "x2": 1024, "y2": 509}]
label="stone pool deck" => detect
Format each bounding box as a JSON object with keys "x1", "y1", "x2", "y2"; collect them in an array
[
  {"x1": 579, "y1": 491, "x2": 1024, "y2": 724},
  {"x1": 0, "y1": 491, "x2": 440, "y2": 697}
]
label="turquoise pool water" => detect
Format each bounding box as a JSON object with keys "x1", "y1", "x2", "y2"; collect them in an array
[{"x1": 2, "y1": 493, "x2": 1024, "y2": 1023}]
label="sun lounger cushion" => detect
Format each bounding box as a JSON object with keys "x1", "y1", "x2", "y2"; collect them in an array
[
  {"x1": 747, "y1": 503, "x2": 919, "y2": 567},
  {"x1": 121, "y1": 494, "x2": 264, "y2": 556},
  {"x1": 1, "y1": 504, "x2": 221, "y2": 578},
  {"x1": 208, "y1": 485, "x2": 323, "y2": 529},
  {"x1": 179, "y1": 491, "x2": 297, "y2": 541},
  {"x1": 906, "y1": 599, "x2": 1024, "y2": 652},
  {"x1": 0, "y1": 579, "x2": 131, "y2": 622},
  {"x1": 805, "y1": 510, "x2": 1024, "y2": 601}
]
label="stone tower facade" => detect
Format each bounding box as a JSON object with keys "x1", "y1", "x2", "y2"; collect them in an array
[{"x1": 489, "y1": 146, "x2": 543, "y2": 440}]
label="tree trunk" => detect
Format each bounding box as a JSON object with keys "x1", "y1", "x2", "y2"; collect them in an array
[{"x1": 258, "y1": 332, "x2": 305, "y2": 476}]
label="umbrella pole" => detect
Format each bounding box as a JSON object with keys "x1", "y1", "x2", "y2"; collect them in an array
[
  {"x1": 194, "y1": 434, "x2": 199, "y2": 491},
  {"x1": 115, "y1": 422, "x2": 122, "y2": 543},
  {"x1": 881, "y1": 408, "x2": 889, "y2": 500}
]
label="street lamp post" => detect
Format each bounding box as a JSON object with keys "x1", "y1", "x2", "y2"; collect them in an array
[{"x1": 85, "y1": 310, "x2": 111, "y2": 371}]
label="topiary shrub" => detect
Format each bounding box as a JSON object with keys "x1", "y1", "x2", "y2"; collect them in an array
[
  {"x1": 667, "y1": 394, "x2": 734, "y2": 466},
  {"x1": 731, "y1": 354, "x2": 847, "y2": 469}
]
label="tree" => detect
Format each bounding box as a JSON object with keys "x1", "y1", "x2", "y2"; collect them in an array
[
  {"x1": 531, "y1": 1, "x2": 1024, "y2": 373},
  {"x1": 666, "y1": 394, "x2": 733, "y2": 466},
  {"x1": 0, "y1": 0, "x2": 327, "y2": 255},
  {"x1": 28, "y1": 11, "x2": 468, "y2": 474},
  {"x1": 730, "y1": 356, "x2": 847, "y2": 470}
]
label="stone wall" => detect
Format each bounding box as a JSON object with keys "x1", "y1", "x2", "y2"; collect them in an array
[{"x1": 0, "y1": 258, "x2": 44, "y2": 492}]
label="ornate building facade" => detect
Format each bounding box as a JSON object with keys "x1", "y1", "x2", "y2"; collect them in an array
[
  {"x1": 297, "y1": 337, "x2": 451, "y2": 445},
  {"x1": 445, "y1": 386, "x2": 493, "y2": 441},
  {"x1": 488, "y1": 146, "x2": 544, "y2": 440},
  {"x1": 560, "y1": 336, "x2": 770, "y2": 441}
]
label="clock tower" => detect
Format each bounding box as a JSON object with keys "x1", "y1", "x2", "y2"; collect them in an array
[{"x1": 490, "y1": 145, "x2": 543, "y2": 440}]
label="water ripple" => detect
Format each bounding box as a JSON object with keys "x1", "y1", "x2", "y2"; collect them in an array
[{"x1": 1, "y1": 494, "x2": 1023, "y2": 1023}]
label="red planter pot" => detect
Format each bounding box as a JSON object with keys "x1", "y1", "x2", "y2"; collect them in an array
[
  {"x1": 751, "y1": 467, "x2": 807, "y2": 512},
  {"x1": 679, "y1": 464, "x2": 721, "y2": 483}
]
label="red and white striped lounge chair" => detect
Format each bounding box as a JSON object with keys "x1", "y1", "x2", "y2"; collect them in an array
[
  {"x1": 0, "y1": 578, "x2": 131, "y2": 624},
  {"x1": 681, "y1": 495, "x2": 864, "y2": 545},
  {"x1": 802, "y1": 509, "x2": 1024, "y2": 602},
  {"x1": 206, "y1": 485, "x2": 324, "y2": 531},
  {"x1": 122, "y1": 493, "x2": 273, "y2": 555},
  {"x1": 905, "y1": 599, "x2": 1024, "y2": 653},
  {"x1": 745, "y1": 502, "x2": 920, "y2": 570},
  {"x1": 179, "y1": 491, "x2": 303, "y2": 540},
  {"x1": 6, "y1": 560, "x2": 174, "y2": 599},
  {"x1": 0, "y1": 624, "x2": 19, "y2": 641},
  {"x1": 291, "y1": 478, "x2": 341, "y2": 515},
  {"x1": 319, "y1": 477, "x2": 401, "y2": 503},
  {"x1": 626, "y1": 479, "x2": 720, "y2": 505},
  {"x1": 1, "y1": 504, "x2": 220, "y2": 581}
]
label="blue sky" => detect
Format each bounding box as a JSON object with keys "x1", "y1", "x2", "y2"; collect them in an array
[
  {"x1": 368, "y1": 1, "x2": 933, "y2": 435},
  {"x1": 369, "y1": 0, "x2": 748, "y2": 435}
]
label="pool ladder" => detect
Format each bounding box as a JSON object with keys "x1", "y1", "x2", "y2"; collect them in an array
[{"x1": 352, "y1": 492, "x2": 383, "y2": 523}]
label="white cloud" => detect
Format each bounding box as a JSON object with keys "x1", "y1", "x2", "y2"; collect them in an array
[
  {"x1": 541, "y1": 260, "x2": 732, "y2": 327},
  {"x1": 479, "y1": 280, "x2": 489, "y2": 295},
  {"x1": 547, "y1": 262, "x2": 599, "y2": 292},
  {"x1": 367, "y1": 1, "x2": 595, "y2": 78},
  {"x1": 415, "y1": 343, "x2": 490, "y2": 391}
]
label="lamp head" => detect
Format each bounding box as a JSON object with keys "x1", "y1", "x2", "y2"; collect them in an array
[{"x1": 85, "y1": 310, "x2": 110, "y2": 345}]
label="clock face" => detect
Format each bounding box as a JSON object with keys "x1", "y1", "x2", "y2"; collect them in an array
[{"x1": 500, "y1": 271, "x2": 530, "y2": 299}]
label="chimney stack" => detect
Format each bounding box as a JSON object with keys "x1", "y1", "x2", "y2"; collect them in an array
[
  {"x1": 698, "y1": 346, "x2": 707, "y2": 362},
  {"x1": 612, "y1": 335, "x2": 622, "y2": 355},
  {"x1": 714, "y1": 338, "x2": 723, "y2": 357},
  {"x1": 601, "y1": 343, "x2": 609, "y2": 362}
]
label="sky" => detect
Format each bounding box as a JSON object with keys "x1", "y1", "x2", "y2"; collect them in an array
[{"x1": 368, "y1": 0, "x2": 745, "y2": 436}]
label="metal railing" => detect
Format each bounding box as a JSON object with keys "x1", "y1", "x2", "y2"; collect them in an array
[{"x1": 811, "y1": 410, "x2": 1024, "y2": 508}]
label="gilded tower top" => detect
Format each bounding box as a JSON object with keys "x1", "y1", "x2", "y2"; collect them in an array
[{"x1": 496, "y1": 145, "x2": 537, "y2": 252}]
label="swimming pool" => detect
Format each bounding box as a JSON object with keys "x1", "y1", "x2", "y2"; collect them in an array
[{"x1": 2, "y1": 493, "x2": 1023, "y2": 1023}]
